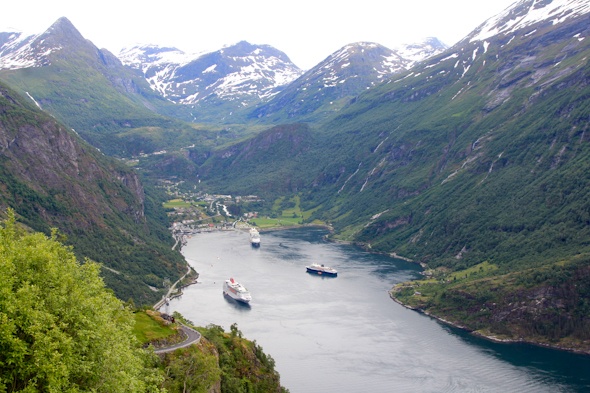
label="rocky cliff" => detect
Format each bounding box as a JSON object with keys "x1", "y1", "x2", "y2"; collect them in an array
[{"x1": 0, "y1": 80, "x2": 186, "y2": 304}]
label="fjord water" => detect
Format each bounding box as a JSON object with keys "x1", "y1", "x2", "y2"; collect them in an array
[{"x1": 169, "y1": 228, "x2": 590, "y2": 392}]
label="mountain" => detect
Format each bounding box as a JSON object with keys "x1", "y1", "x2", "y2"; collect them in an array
[
  {"x1": 192, "y1": 123, "x2": 315, "y2": 194},
  {"x1": 0, "y1": 79, "x2": 187, "y2": 304},
  {"x1": 0, "y1": 18, "x2": 446, "y2": 157},
  {"x1": 394, "y1": 37, "x2": 448, "y2": 64},
  {"x1": 321, "y1": 0, "x2": 590, "y2": 350},
  {"x1": 192, "y1": 0, "x2": 590, "y2": 350},
  {"x1": 0, "y1": 17, "x2": 214, "y2": 157},
  {"x1": 120, "y1": 39, "x2": 447, "y2": 125},
  {"x1": 304, "y1": 0, "x2": 590, "y2": 239},
  {"x1": 119, "y1": 41, "x2": 303, "y2": 123},
  {"x1": 467, "y1": 0, "x2": 590, "y2": 42},
  {"x1": 2, "y1": 3, "x2": 589, "y2": 350},
  {"x1": 248, "y1": 42, "x2": 414, "y2": 122}
]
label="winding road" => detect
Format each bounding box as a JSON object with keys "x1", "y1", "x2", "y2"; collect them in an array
[
  {"x1": 154, "y1": 264, "x2": 193, "y2": 311},
  {"x1": 152, "y1": 265, "x2": 201, "y2": 354},
  {"x1": 153, "y1": 323, "x2": 201, "y2": 354}
]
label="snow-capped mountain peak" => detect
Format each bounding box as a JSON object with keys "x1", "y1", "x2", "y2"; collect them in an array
[
  {"x1": 394, "y1": 37, "x2": 448, "y2": 64},
  {"x1": 120, "y1": 41, "x2": 304, "y2": 106},
  {"x1": 310, "y1": 41, "x2": 410, "y2": 83},
  {"x1": 0, "y1": 30, "x2": 46, "y2": 70},
  {"x1": 249, "y1": 41, "x2": 425, "y2": 120},
  {"x1": 118, "y1": 44, "x2": 194, "y2": 68},
  {"x1": 0, "y1": 17, "x2": 88, "y2": 70},
  {"x1": 470, "y1": 0, "x2": 590, "y2": 42}
]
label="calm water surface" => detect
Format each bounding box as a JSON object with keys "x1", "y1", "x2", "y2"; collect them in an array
[{"x1": 169, "y1": 227, "x2": 590, "y2": 393}]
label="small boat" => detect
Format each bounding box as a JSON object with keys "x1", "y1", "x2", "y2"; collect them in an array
[
  {"x1": 306, "y1": 263, "x2": 338, "y2": 277},
  {"x1": 250, "y1": 228, "x2": 261, "y2": 247},
  {"x1": 223, "y1": 278, "x2": 252, "y2": 303}
]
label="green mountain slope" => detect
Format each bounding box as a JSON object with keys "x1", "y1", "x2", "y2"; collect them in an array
[
  {"x1": 248, "y1": 42, "x2": 410, "y2": 123},
  {"x1": 0, "y1": 79, "x2": 186, "y2": 304},
  {"x1": 319, "y1": 12, "x2": 590, "y2": 260},
  {"x1": 195, "y1": 123, "x2": 316, "y2": 196},
  {"x1": 189, "y1": 5, "x2": 590, "y2": 349},
  {"x1": 1, "y1": 4, "x2": 587, "y2": 350},
  {"x1": 0, "y1": 18, "x2": 216, "y2": 157}
]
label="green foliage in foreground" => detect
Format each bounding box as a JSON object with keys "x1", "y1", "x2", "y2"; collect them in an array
[
  {"x1": 198, "y1": 323, "x2": 289, "y2": 393},
  {"x1": 133, "y1": 311, "x2": 177, "y2": 344},
  {"x1": 144, "y1": 313, "x2": 289, "y2": 393},
  {"x1": 160, "y1": 345, "x2": 220, "y2": 393},
  {"x1": 0, "y1": 210, "x2": 163, "y2": 392}
]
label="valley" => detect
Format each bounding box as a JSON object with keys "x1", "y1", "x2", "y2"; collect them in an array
[
  {"x1": 1, "y1": 0, "x2": 590, "y2": 390},
  {"x1": 171, "y1": 226, "x2": 590, "y2": 392},
  {"x1": 162, "y1": 184, "x2": 326, "y2": 239}
]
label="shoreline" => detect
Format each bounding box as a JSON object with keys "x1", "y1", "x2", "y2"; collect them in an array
[
  {"x1": 253, "y1": 222, "x2": 333, "y2": 233},
  {"x1": 179, "y1": 224, "x2": 590, "y2": 356},
  {"x1": 388, "y1": 291, "x2": 590, "y2": 356}
]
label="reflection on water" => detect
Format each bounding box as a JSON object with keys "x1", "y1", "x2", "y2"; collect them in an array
[
  {"x1": 305, "y1": 272, "x2": 337, "y2": 279},
  {"x1": 170, "y1": 227, "x2": 590, "y2": 393},
  {"x1": 222, "y1": 293, "x2": 252, "y2": 310},
  {"x1": 439, "y1": 323, "x2": 590, "y2": 390}
]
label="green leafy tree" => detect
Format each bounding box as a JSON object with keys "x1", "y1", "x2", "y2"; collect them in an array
[
  {"x1": 200, "y1": 324, "x2": 288, "y2": 393},
  {"x1": 0, "y1": 210, "x2": 164, "y2": 392},
  {"x1": 161, "y1": 346, "x2": 220, "y2": 393}
]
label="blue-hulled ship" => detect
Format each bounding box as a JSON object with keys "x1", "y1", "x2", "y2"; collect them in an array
[{"x1": 306, "y1": 263, "x2": 338, "y2": 277}]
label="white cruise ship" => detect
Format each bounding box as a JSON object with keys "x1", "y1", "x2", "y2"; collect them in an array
[
  {"x1": 249, "y1": 228, "x2": 261, "y2": 247},
  {"x1": 223, "y1": 278, "x2": 252, "y2": 304}
]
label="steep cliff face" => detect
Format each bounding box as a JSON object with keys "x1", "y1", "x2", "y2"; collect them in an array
[
  {"x1": 0, "y1": 91, "x2": 144, "y2": 229},
  {"x1": 0, "y1": 81, "x2": 185, "y2": 304}
]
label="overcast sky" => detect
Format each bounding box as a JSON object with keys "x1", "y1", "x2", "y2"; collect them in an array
[{"x1": 1, "y1": 0, "x2": 517, "y2": 70}]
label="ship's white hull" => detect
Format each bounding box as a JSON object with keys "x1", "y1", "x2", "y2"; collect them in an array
[
  {"x1": 250, "y1": 228, "x2": 261, "y2": 247},
  {"x1": 223, "y1": 279, "x2": 252, "y2": 303}
]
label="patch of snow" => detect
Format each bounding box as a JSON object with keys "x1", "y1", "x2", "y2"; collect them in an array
[
  {"x1": 25, "y1": 92, "x2": 42, "y2": 109},
  {"x1": 203, "y1": 64, "x2": 217, "y2": 73},
  {"x1": 0, "y1": 31, "x2": 61, "y2": 70},
  {"x1": 118, "y1": 44, "x2": 195, "y2": 67},
  {"x1": 471, "y1": 0, "x2": 590, "y2": 42},
  {"x1": 461, "y1": 64, "x2": 471, "y2": 78}
]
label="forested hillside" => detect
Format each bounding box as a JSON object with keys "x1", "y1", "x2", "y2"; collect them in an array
[
  {"x1": 0, "y1": 0, "x2": 588, "y2": 352},
  {"x1": 0, "y1": 213, "x2": 288, "y2": 392},
  {"x1": 0, "y1": 211, "x2": 162, "y2": 392},
  {"x1": 188, "y1": 1, "x2": 590, "y2": 348},
  {"x1": 0, "y1": 80, "x2": 186, "y2": 304}
]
